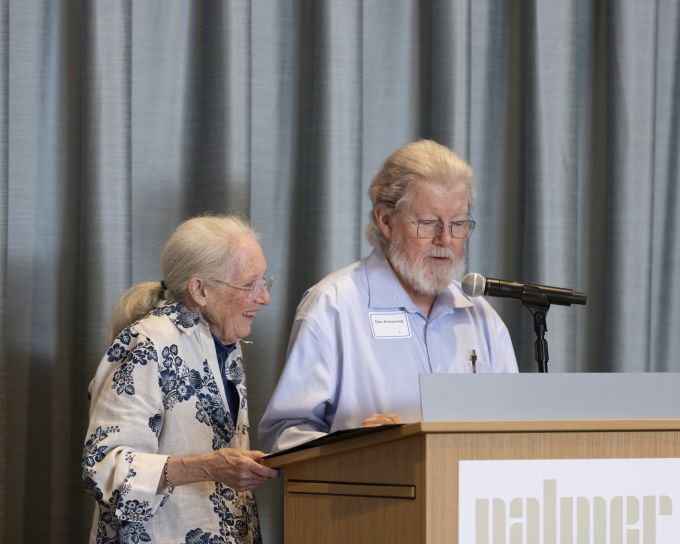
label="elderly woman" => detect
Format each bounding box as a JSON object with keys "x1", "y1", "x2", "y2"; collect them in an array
[{"x1": 82, "y1": 214, "x2": 278, "y2": 543}]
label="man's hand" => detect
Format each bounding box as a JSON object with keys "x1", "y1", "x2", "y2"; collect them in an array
[{"x1": 361, "y1": 413, "x2": 402, "y2": 427}]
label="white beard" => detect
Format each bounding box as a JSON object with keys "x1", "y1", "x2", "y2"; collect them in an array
[{"x1": 388, "y1": 240, "x2": 466, "y2": 296}]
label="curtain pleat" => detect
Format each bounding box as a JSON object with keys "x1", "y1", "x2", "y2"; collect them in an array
[
  {"x1": 0, "y1": 0, "x2": 7, "y2": 535},
  {"x1": 650, "y1": 0, "x2": 680, "y2": 371},
  {"x1": 2, "y1": 1, "x2": 680, "y2": 542}
]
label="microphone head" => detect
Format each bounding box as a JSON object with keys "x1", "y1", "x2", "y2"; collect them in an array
[{"x1": 462, "y1": 272, "x2": 486, "y2": 297}]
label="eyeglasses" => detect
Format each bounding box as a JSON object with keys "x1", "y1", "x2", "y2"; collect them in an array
[
  {"x1": 212, "y1": 275, "x2": 274, "y2": 296},
  {"x1": 407, "y1": 217, "x2": 476, "y2": 239}
]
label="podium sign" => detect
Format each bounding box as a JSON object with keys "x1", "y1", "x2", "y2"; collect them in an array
[{"x1": 460, "y1": 458, "x2": 680, "y2": 543}]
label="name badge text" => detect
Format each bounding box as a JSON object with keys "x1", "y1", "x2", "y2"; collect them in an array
[{"x1": 369, "y1": 312, "x2": 411, "y2": 339}]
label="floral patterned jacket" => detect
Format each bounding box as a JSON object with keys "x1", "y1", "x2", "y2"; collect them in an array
[{"x1": 82, "y1": 299, "x2": 261, "y2": 543}]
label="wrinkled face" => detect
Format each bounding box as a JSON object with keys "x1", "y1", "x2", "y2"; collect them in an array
[
  {"x1": 381, "y1": 180, "x2": 469, "y2": 296},
  {"x1": 201, "y1": 236, "x2": 271, "y2": 344}
]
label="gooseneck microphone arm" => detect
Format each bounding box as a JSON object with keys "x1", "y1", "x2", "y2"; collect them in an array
[
  {"x1": 482, "y1": 277, "x2": 587, "y2": 306},
  {"x1": 461, "y1": 273, "x2": 588, "y2": 373}
]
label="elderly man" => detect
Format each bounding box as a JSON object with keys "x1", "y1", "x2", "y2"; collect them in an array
[{"x1": 259, "y1": 140, "x2": 518, "y2": 453}]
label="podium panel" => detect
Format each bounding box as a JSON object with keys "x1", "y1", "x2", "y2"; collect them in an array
[
  {"x1": 263, "y1": 420, "x2": 680, "y2": 543},
  {"x1": 420, "y1": 372, "x2": 680, "y2": 421}
]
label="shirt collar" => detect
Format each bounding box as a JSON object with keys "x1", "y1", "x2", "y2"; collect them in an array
[
  {"x1": 365, "y1": 249, "x2": 417, "y2": 311},
  {"x1": 365, "y1": 248, "x2": 474, "y2": 315}
]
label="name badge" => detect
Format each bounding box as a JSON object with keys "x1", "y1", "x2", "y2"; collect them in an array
[{"x1": 369, "y1": 312, "x2": 411, "y2": 339}]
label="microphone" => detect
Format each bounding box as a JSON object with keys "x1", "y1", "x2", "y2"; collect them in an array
[{"x1": 461, "y1": 272, "x2": 587, "y2": 307}]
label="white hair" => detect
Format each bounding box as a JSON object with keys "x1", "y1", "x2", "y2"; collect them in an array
[
  {"x1": 108, "y1": 214, "x2": 257, "y2": 343},
  {"x1": 365, "y1": 139, "x2": 475, "y2": 250}
]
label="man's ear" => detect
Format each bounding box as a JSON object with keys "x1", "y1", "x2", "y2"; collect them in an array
[
  {"x1": 374, "y1": 204, "x2": 394, "y2": 241},
  {"x1": 186, "y1": 277, "x2": 208, "y2": 308}
]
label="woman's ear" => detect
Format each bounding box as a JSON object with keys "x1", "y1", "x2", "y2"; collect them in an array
[
  {"x1": 186, "y1": 277, "x2": 209, "y2": 308},
  {"x1": 374, "y1": 203, "x2": 394, "y2": 241}
]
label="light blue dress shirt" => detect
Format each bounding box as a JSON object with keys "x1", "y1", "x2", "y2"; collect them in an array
[{"x1": 259, "y1": 249, "x2": 518, "y2": 452}]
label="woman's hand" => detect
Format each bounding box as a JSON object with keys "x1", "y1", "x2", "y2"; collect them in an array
[
  {"x1": 210, "y1": 448, "x2": 279, "y2": 492},
  {"x1": 361, "y1": 413, "x2": 402, "y2": 427},
  {"x1": 160, "y1": 449, "x2": 279, "y2": 493}
]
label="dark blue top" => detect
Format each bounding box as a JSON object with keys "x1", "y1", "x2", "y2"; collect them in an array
[{"x1": 212, "y1": 334, "x2": 239, "y2": 423}]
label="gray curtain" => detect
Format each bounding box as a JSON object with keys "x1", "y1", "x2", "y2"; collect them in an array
[{"x1": 2, "y1": 0, "x2": 679, "y2": 542}]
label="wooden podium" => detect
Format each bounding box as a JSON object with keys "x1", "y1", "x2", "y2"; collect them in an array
[{"x1": 263, "y1": 420, "x2": 680, "y2": 543}]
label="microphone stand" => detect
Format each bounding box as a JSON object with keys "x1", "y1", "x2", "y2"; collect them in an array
[{"x1": 520, "y1": 287, "x2": 551, "y2": 373}]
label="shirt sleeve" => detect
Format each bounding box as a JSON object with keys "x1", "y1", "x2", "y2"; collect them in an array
[
  {"x1": 258, "y1": 311, "x2": 339, "y2": 453},
  {"x1": 82, "y1": 327, "x2": 170, "y2": 522}
]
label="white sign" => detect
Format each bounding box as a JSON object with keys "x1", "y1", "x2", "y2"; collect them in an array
[
  {"x1": 459, "y1": 458, "x2": 680, "y2": 544},
  {"x1": 369, "y1": 312, "x2": 411, "y2": 338}
]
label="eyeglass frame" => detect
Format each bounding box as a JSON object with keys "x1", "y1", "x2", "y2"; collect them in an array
[
  {"x1": 406, "y1": 216, "x2": 476, "y2": 239},
  {"x1": 377, "y1": 198, "x2": 476, "y2": 239},
  {"x1": 211, "y1": 274, "x2": 274, "y2": 296}
]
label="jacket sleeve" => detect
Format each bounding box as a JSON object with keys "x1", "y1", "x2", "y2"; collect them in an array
[{"x1": 82, "y1": 326, "x2": 170, "y2": 522}]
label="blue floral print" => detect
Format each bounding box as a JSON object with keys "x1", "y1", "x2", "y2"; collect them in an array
[
  {"x1": 83, "y1": 425, "x2": 120, "y2": 469},
  {"x1": 148, "y1": 414, "x2": 162, "y2": 436},
  {"x1": 150, "y1": 300, "x2": 200, "y2": 329},
  {"x1": 184, "y1": 483, "x2": 260, "y2": 544},
  {"x1": 196, "y1": 360, "x2": 236, "y2": 449},
  {"x1": 158, "y1": 344, "x2": 203, "y2": 410},
  {"x1": 108, "y1": 331, "x2": 158, "y2": 395}
]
